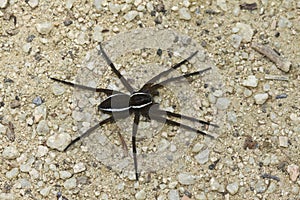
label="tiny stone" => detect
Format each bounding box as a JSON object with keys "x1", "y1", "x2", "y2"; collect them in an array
[
  {"x1": 36, "y1": 120, "x2": 49, "y2": 135},
  {"x1": 135, "y1": 189, "x2": 146, "y2": 200},
  {"x1": 123, "y1": 11, "x2": 139, "y2": 22},
  {"x1": 179, "y1": 8, "x2": 191, "y2": 20},
  {"x1": 215, "y1": 97, "x2": 230, "y2": 110},
  {"x1": 59, "y1": 171, "x2": 72, "y2": 179},
  {"x1": 169, "y1": 189, "x2": 180, "y2": 200},
  {"x1": 94, "y1": 0, "x2": 102, "y2": 10},
  {"x1": 46, "y1": 133, "x2": 71, "y2": 151},
  {"x1": 183, "y1": 0, "x2": 190, "y2": 7},
  {"x1": 18, "y1": 178, "x2": 31, "y2": 189},
  {"x1": 33, "y1": 104, "x2": 47, "y2": 123},
  {"x1": 36, "y1": 145, "x2": 48, "y2": 157},
  {"x1": 146, "y1": 2, "x2": 154, "y2": 12},
  {"x1": 242, "y1": 75, "x2": 258, "y2": 87},
  {"x1": 22, "y1": 43, "x2": 32, "y2": 53},
  {"x1": 0, "y1": 193, "x2": 15, "y2": 200},
  {"x1": 66, "y1": 0, "x2": 75, "y2": 9},
  {"x1": 235, "y1": 23, "x2": 254, "y2": 43},
  {"x1": 278, "y1": 136, "x2": 288, "y2": 147},
  {"x1": 231, "y1": 34, "x2": 242, "y2": 48},
  {"x1": 33, "y1": 96, "x2": 43, "y2": 105},
  {"x1": 254, "y1": 93, "x2": 268, "y2": 104},
  {"x1": 0, "y1": 0, "x2": 8, "y2": 8},
  {"x1": 2, "y1": 146, "x2": 20, "y2": 160},
  {"x1": 28, "y1": 0, "x2": 39, "y2": 8},
  {"x1": 40, "y1": 186, "x2": 51, "y2": 197},
  {"x1": 254, "y1": 179, "x2": 267, "y2": 193},
  {"x1": 216, "y1": 0, "x2": 227, "y2": 11},
  {"x1": 0, "y1": 123, "x2": 7, "y2": 134},
  {"x1": 63, "y1": 177, "x2": 77, "y2": 189},
  {"x1": 93, "y1": 25, "x2": 103, "y2": 42},
  {"x1": 210, "y1": 177, "x2": 221, "y2": 191},
  {"x1": 109, "y1": 3, "x2": 121, "y2": 14},
  {"x1": 36, "y1": 22, "x2": 53, "y2": 35},
  {"x1": 73, "y1": 162, "x2": 86, "y2": 173},
  {"x1": 29, "y1": 168, "x2": 39, "y2": 179},
  {"x1": 243, "y1": 88, "x2": 252, "y2": 97},
  {"x1": 226, "y1": 182, "x2": 239, "y2": 195},
  {"x1": 6, "y1": 168, "x2": 19, "y2": 179},
  {"x1": 20, "y1": 164, "x2": 32, "y2": 172},
  {"x1": 192, "y1": 143, "x2": 204, "y2": 153},
  {"x1": 178, "y1": 173, "x2": 199, "y2": 185},
  {"x1": 52, "y1": 83, "x2": 65, "y2": 95},
  {"x1": 287, "y1": 164, "x2": 299, "y2": 182},
  {"x1": 195, "y1": 148, "x2": 210, "y2": 164}
]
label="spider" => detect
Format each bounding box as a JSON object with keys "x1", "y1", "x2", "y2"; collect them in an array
[{"x1": 50, "y1": 42, "x2": 219, "y2": 181}]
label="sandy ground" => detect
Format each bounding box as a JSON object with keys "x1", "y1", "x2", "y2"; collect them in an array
[{"x1": 0, "y1": 0, "x2": 299, "y2": 199}]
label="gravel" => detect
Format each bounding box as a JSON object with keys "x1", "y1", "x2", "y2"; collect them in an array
[
  {"x1": 123, "y1": 11, "x2": 139, "y2": 22},
  {"x1": 177, "y1": 173, "x2": 199, "y2": 185},
  {"x1": 195, "y1": 148, "x2": 210, "y2": 164},
  {"x1": 46, "y1": 132, "x2": 71, "y2": 151},
  {"x1": 36, "y1": 22, "x2": 53, "y2": 35},
  {"x1": 135, "y1": 189, "x2": 146, "y2": 200},
  {"x1": 169, "y1": 189, "x2": 180, "y2": 200},
  {"x1": 226, "y1": 182, "x2": 239, "y2": 195},
  {"x1": 73, "y1": 162, "x2": 86, "y2": 173},
  {"x1": 63, "y1": 177, "x2": 77, "y2": 189},
  {"x1": 2, "y1": 146, "x2": 19, "y2": 160},
  {"x1": 254, "y1": 93, "x2": 268, "y2": 104},
  {"x1": 178, "y1": 8, "x2": 191, "y2": 20},
  {"x1": 242, "y1": 75, "x2": 258, "y2": 87}
]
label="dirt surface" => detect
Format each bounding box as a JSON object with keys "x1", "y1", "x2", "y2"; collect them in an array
[{"x1": 0, "y1": 0, "x2": 299, "y2": 199}]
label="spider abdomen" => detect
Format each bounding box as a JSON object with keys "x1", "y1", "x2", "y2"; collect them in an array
[
  {"x1": 98, "y1": 93, "x2": 131, "y2": 113},
  {"x1": 129, "y1": 92, "x2": 153, "y2": 109}
]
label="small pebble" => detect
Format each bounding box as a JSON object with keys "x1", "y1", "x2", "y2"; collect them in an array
[
  {"x1": 216, "y1": 0, "x2": 227, "y2": 11},
  {"x1": 40, "y1": 186, "x2": 51, "y2": 197},
  {"x1": 36, "y1": 120, "x2": 49, "y2": 135},
  {"x1": 123, "y1": 11, "x2": 139, "y2": 22},
  {"x1": 242, "y1": 75, "x2": 258, "y2": 87},
  {"x1": 108, "y1": 3, "x2": 121, "y2": 14},
  {"x1": 33, "y1": 96, "x2": 43, "y2": 105},
  {"x1": 231, "y1": 34, "x2": 242, "y2": 48},
  {"x1": 178, "y1": 8, "x2": 191, "y2": 20},
  {"x1": 5, "y1": 168, "x2": 19, "y2": 179},
  {"x1": 94, "y1": 0, "x2": 102, "y2": 10},
  {"x1": 235, "y1": 23, "x2": 254, "y2": 42},
  {"x1": 287, "y1": 164, "x2": 299, "y2": 182},
  {"x1": 278, "y1": 136, "x2": 288, "y2": 147},
  {"x1": 36, "y1": 145, "x2": 48, "y2": 157},
  {"x1": 0, "y1": 0, "x2": 8, "y2": 8},
  {"x1": 46, "y1": 133, "x2": 71, "y2": 151},
  {"x1": 215, "y1": 97, "x2": 230, "y2": 110},
  {"x1": 59, "y1": 171, "x2": 72, "y2": 179},
  {"x1": 33, "y1": 104, "x2": 47, "y2": 123},
  {"x1": 254, "y1": 93, "x2": 268, "y2": 104},
  {"x1": 63, "y1": 177, "x2": 77, "y2": 189},
  {"x1": 210, "y1": 177, "x2": 221, "y2": 191},
  {"x1": 22, "y1": 43, "x2": 32, "y2": 53},
  {"x1": 18, "y1": 178, "x2": 32, "y2": 189},
  {"x1": 28, "y1": 0, "x2": 39, "y2": 8},
  {"x1": 178, "y1": 173, "x2": 199, "y2": 185},
  {"x1": 66, "y1": 0, "x2": 75, "y2": 9},
  {"x1": 195, "y1": 148, "x2": 210, "y2": 164},
  {"x1": 226, "y1": 182, "x2": 239, "y2": 195},
  {"x1": 52, "y1": 83, "x2": 65, "y2": 95},
  {"x1": 254, "y1": 179, "x2": 267, "y2": 193},
  {"x1": 169, "y1": 189, "x2": 179, "y2": 200},
  {"x1": 192, "y1": 143, "x2": 204, "y2": 153},
  {"x1": 2, "y1": 146, "x2": 20, "y2": 160},
  {"x1": 73, "y1": 162, "x2": 86, "y2": 173},
  {"x1": 36, "y1": 22, "x2": 53, "y2": 35},
  {"x1": 0, "y1": 193, "x2": 15, "y2": 200},
  {"x1": 0, "y1": 123, "x2": 7, "y2": 134},
  {"x1": 93, "y1": 25, "x2": 103, "y2": 42},
  {"x1": 135, "y1": 189, "x2": 146, "y2": 200}
]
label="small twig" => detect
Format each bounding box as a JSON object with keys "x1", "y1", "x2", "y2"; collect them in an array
[
  {"x1": 252, "y1": 42, "x2": 291, "y2": 72},
  {"x1": 261, "y1": 173, "x2": 280, "y2": 181}
]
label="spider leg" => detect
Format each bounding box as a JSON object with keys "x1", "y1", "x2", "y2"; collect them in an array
[
  {"x1": 64, "y1": 116, "x2": 114, "y2": 151},
  {"x1": 149, "y1": 67, "x2": 212, "y2": 92},
  {"x1": 132, "y1": 113, "x2": 141, "y2": 181},
  {"x1": 98, "y1": 43, "x2": 134, "y2": 93},
  {"x1": 150, "y1": 114, "x2": 215, "y2": 139},
  {"x1": 141, "y1": 51, "x2": 198, "y2": 91},
  {"x1": 155, "y1": 109, "x2": 219, "y2": 128},
  {"x1": 118, "y1": 132, "x2": 129, "y2": 157},
  {"x1": 50, "y1": 77, "x2": 119, "y2": 96}
]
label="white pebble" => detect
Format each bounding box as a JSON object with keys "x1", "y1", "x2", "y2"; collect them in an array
[
  {"x1": 52, "y1": 83, "x2": 65, "y2": 95},
  {"x1": 22, "y1": 43, "x2": 32, "y2": 53},
  {"x1": 279, "y1": 136, "x2": 289, "y2": 147},
  {"x1": 59, "y1": 170, "x2": 72, "y2": 179},
  {"x1": 226, "y1": 182, "x2": 239, "y2": 195},
  {"x1": 0, "y1": 0, "x2": 8, "y2": 8},
  {"x1": 183, "y1": 0, "x2": 190, "y2": 7},
  {"x1": 6, "y1": 168, "x2": 19, "y2": 179},
  {"x1": 36, "y1": 22, "x2": 53, "y2": 35},
  {"x1": 235, "y1": 23, "x2": 254, "y2": 43},
  {"x1": 33, "y1": 104, "x2": 47, "y2": 123},
  {"x1": 179, "y1": 8, "x2": 191, "y2": 20},
  {"x1": 73, "y1": 162, "x2": 86, "y2": 173},
  {"x1": 195, "y1": 148, "x2": 210, "y2": 164},
  {"x1": 2, "y1": 146, "x2": 20, "y2": 160},
  {"x1": 215, "y1": 97, "x2": 230, "y2": 110},
  {"x1": 123, "y1": 10, "x2": 138, "y2": 22},
  {"x1": 66, "y1": 0, "x2": 75, "y2": 9},
  {"x1": 177, "y1": 173, "x2": 199, "y2": 185},
  {"x1": 0, "y1": 193, "x2": 15, "y2": 200},
  {"x1": 146, "y1": 2, "x2": 154, "y2": 12},
  {"x1": 231, "y1": 34, "x2": 242, "y2": 48},
  {"x1": 93, "y1": 25, "x2": 103, "y2": 42},
  {"x1": 63, "y1": 177, "x2": 77, "y2": 189},
  {"x1": 28, "y1": 0, "x2": 39, "y2": 8},
  {"x1": 18, "y1": 178, "x2": 31, "y2": 189},
  {"x1": 36, "y1": 120, "x2": 49, "y2": 135},
  {"x1": 192, "y1": 143, "x2": 204, "y2": 153},
  {"x1": 134, "y1": 0, "x2": 142, "y2": 7},
  {"x1": 29, "y1": 168, "x2": 39, "y2": 179},
  {"x1": 135, "y1": 189, "x2": 146, "y2": 200},
  {"x1": 36, "y1": 145, "x2": 48, "y2": 157},
  {"x1": 168, "y1": 189, "x2": 179, "y2": 200},
  {"x1": 242, "y1": 75, "x2": 258, "y2": 87},
  {"x1": 254, "y1": 93, "x2": 268, "y2": 104},
  {"x1": 210, "y1": 177, "x2": 221, "y2": 191},
  {"x1": 46, "y1": 133, "x2": 71, "y2": 151},
  {"x1": 94, "y1": 0, "x2": 102, "y2": 10},
  {"x1": 287, "y1": 164, "x2": 299, "y2": 182},
  {"x1": 40, "y1": 186, "x2": 51, "y2": 197},
  {"x1": 109, "y1": 3, "x2": 120, "y2": 14},
  {"x1": 0, "y1": 123, "x2": 7, "y2": 134},
  {"x1": 216, "y1": 0, "x2": 227, "y2": 11}
]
